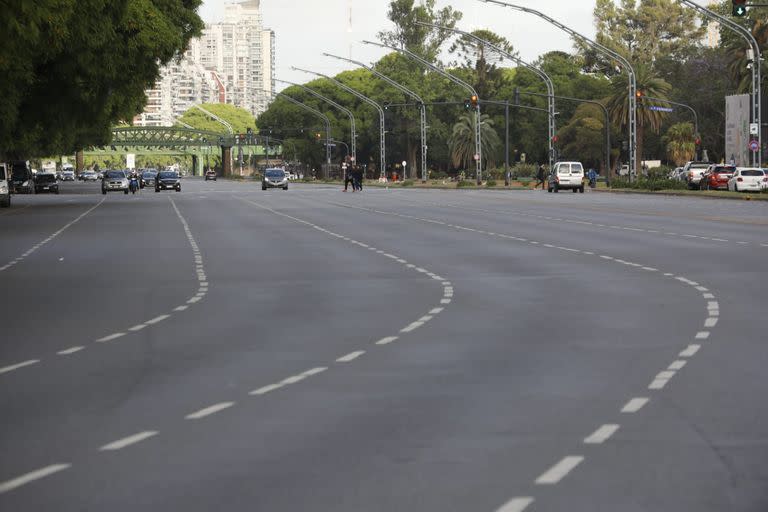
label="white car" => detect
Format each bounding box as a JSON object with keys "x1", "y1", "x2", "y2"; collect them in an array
[
  {"x1": 548, "y1": 161, "x2": 585, "y2": 193},
  {"x1": 0, "y1": 162, "x2": 10, "y2": 207},
  {"x1": 682, "y1": 161, "x2": 711, "y2": 189},
  {"x1": 728, "y1": 168, "x2": 766, "y2": 192}
]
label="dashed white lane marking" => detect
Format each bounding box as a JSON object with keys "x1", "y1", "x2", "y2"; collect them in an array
[
  {"x1": 649, "y1": 378, "x2": 670, "y2": 390},
  {"x1": 301, "y1": 367, "x2": 328, "y2": 377},
  {"x1": 0, "y1": 199, "x2": 104, "y2": 274},
  {"x1": 429, "y1": 307, "x2": 444, "y2": 314},
  {"x1": 0, "y1": 464, "x2": 72, "y2": 495},
  {"x1": 668, "y1": 360, "x2": 687, "y2": 371},
  {"x1": 704, "y1": 317, "x2": 718, "y2": 328},
  {"x1": 495, "y1": 497, "x2": 535, "y2": 512},
  {"x1": 173, "y1": 305, "x2": 189, "y2": 312},
  {"x1": 128, "y1": 324, "x2": 147, "y2": 332},
  {"x1": 0, "y1": 359, "x2": 40, "y2": 375},
  {"x1": 535, "y1": 456, "x2": 585, "y2": 485},
  {"x1": 57, "y1": 346, "x2": 85, "y2": 356},
  {"x1": 584, "y1": 424, "x2": 620, "y2": 444},
  {"x1": 695, "y1": 331, "x2": 710, "y2": 340},
  {"x1": 249, "y1": 383, "x2": 284, "y2": 395},
  {"x1": 99, "y1": 431, "x2": 158, "y2": 451},
  {"x1": 185, "y1": 402, "x2": 235, "y2": 420},
  {"x1": 280, "y1": 374, "x2": 307, "y2": 385},
  {"x1": 679, "y1": 344, "x2": 701, "y2": 357},
  {"x1": 336, "y1": 351, "x2": 365, "y2": 363},
  {"x1": 400, "y1": 321, "x2": 425, "y2": 333},
  {"x1": 146, "y1": 314, "x2": 170, "y2": 325},
  {"x1": 621, "y1": 397, "x2": 650, "y2": 413},
  {"x1": 96, "y1": 332, "x2": 126, "y2": 343},
  {"x1": 375, "y1": 336, "x2": 399, "y2": 345}
]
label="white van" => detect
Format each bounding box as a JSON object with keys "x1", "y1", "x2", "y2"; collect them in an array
[
  {"x1": 548, "y1": 161, "x2": 585, "y2": 193},
  {"x1": 0, "y1": 162, "x2": 10, "y2": 207}
]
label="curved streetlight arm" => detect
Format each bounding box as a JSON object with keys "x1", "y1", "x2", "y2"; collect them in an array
[
  {"x1": 276, "y1": 78, "x2": 356, "y2": 162},
  {"x1": 193, "y1": 104, "x2": 234, "y2": 135},
  {"x1": 322, "y1": 51, "x2": 429, "y2": 182},
  {"x1": 292, "y1": 66, "x2": 387, "y2": 180},
  {"x1": 480, "y1": 0, "x2": 638, "y2": 178},
  {"x1": 678, "y1": 0, "x2": 760, "y2": 166},
  {"x1": 258, "y1": 87, "x2": 332, "y2": 167},
  {"x1": 362, "y1": 39, "x2": 483, "y2": 184},
  {"x1": 416, "y1": 21, "x2": 556, "y2": 172}
]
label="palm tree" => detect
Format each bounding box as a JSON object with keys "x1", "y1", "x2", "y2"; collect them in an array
[
  {"x1": 606, "y1": 63, "x2": 672, "y2": 171},
  {"x1": 449, "y1": 111, "x2": 501, "y2": 173},
  {"x1": 664, "y1": 122, "x2": 696, "y2": 166},
  {"x1": 725, "y1": 19, "x2": 768, "y2": 94}
]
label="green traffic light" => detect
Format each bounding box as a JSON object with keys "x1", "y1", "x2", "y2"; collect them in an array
[{"x1": 732, "y1": 0, "x2": 747, "y2": 17}]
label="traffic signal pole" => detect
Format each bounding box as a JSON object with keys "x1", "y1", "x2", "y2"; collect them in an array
[
  {"x1": 276, "y1": 78, "x2": 356, "y2": 165},
  {"x1": 364, "y1": 40, "x2": 484, "y2": 185},
  {"x1": 679, "y1": 0, "x2": 761, "y2": 167},
  {"x1": 418, "y1": 22, "x2": 557, "y2": 175},
  {"x1": 480, "y1": 0, "x2": 638, "y2": 179},
  {"x1": 293, "y1": 66, "x2": 386, "y2": 181},
  {"x1": 322, "y1": 52, "x2": 429, "y2": 183}
]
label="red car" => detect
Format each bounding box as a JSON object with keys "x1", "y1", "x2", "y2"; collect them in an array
[{"x1": 702, "y1": 165, "x2": 735, "y2": 191}]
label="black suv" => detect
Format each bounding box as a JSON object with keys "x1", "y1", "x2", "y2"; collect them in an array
[
  {"x1": 11, "y1": 161, "x2": 35, "y2": 194},
  {"x1": 155, "y1": 171, "x2": 181, "y2": 192},
  {"x1": 34, "y1": 173, "x2": 59, "y2": 194}
]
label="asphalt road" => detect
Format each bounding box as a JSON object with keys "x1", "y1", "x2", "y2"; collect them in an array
[{"x1": 1, "y1": 179, "x2": 766, "y2": 511}]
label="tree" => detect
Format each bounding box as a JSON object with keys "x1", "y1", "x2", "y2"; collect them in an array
[
  {"x1": 664, "y1": 122, "x2": 696, "y2": 166},
  {"x1": 0, "y1": 0, "x2": 203, "y2": 159},
  {"x1": 449, "y1": 112, "x2": 501, "y2": 170},
  {"x1": 558, "y1": 103, "x2": 610, "y2": 172},
  {"x1": 449, "y1": 29, "x2": 516, "y2": 98},
  {"x1": 606, "y1": 64, "x2": 672, "y2": 168},
  {"x1": 377, "y1": 0, "x2": 462, "y2": 61},
  {"x1": 176, "y1": 104, "x2": 257, "y2": 134}
]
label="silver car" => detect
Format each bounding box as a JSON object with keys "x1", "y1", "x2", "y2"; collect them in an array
[
  {"x1": 262, "y1": 168, "x2": 288, "y2": 190},
  {"x1": 101, "y1": 170, "x2": 129, "y2": 195}
]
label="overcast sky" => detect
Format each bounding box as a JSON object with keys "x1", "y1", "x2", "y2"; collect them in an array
[{"x1": 199, "y1": 0, "x2": 597, "y2": 90}]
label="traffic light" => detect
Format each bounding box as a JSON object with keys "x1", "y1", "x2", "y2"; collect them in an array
[
  {"x1": 315, "y1": 132, "x2": 322, "y2": 140},
  {"x1": 470, "y1": 94, "x2": 479, "y2": 108},
  {"x1": 463, "y1": 98, "x2": 471, "y2": 109},
  {"x1": 732, "y1": 0, "x2": 747, "y2": 17},
  {"x1": 551, "y1": 135, "x2": 559, "y2": 143},
  {"x1": 695, "y1": 137, "x2": 701, "y2": 146},
  {"x1": 635, "y1": 90, "x2": 645, "y2": 100},
  {"x1": 514, "y1": 87, "x2": 520, "y2": 106}
]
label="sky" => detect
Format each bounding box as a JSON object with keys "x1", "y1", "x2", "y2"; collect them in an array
[{"x1": 199, "y1": 0, "x2": 597, "y2": 90}]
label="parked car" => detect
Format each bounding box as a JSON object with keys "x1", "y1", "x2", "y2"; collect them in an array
[
  {"x1": 33, "y1": 173, "x2": 59, "y2": 194},
  {"x1": 204, "y1": 169, "x2": 217, "y2": 181},
  {"x1": 0, "y1": 162, "x2": 10, "y2": 207},
  {"x1": 155, "y1": 170, "x2": 181, "y2": 192},
  {"x1": 548, "y1": 161, "x2": 585, "y2": 193},
  {"x1": 101, "y1": 170, "x2": 129, "y2": 194},
  {"x1": 682, "y1": 161, "x2": 712, "y2": 189},
  {"x1": 262, "y1": 168, "x2": 288, "y2": 190},
  {"x1": 10, "y1": 161, "x2": 35, "y2": 194},
  {"x1": 701, "y1": 165, "x2": 736, "y2": 191},
  {"x1": 728, "y1": 168, "x2": 766, "y2": 192},
  {"x1": 61, "y1": 170, "x2": 75, "y2": 181},
  {"x1": 141, "y1": 170, "x2": 158, "y2": 188}
]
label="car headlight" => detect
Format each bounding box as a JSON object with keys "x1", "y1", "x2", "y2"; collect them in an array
[{"x1": 0, "y1": 185, "x2": 7, "y2": 193}]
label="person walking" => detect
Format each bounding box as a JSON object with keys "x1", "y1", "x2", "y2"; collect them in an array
[
  {"x1": 344, "y1": 165, "x2": 354, "y2": 192},
  {"x1": 536, "y1": 164, "x2": 547, "y2": 190},
  {"x1": 352, "y1": 165, "x2": 364, "y2": 191},
  {"x1": 587, "y1": 168, "x2": 598, "y2": 189}
]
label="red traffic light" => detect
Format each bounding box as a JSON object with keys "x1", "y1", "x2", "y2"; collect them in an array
[
  {"x1": 695, "y1": 138, "x2": 701, "y2": 146},
  {"x1": 470, "y1": 94, "x2": 479, "y2": 107},
  {"x1": 552, "y1": 135, "x2": 559, "y2": 143}
]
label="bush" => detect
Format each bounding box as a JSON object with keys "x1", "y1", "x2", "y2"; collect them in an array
[
  {"x1": 512, "y1": 163, "x2": 537, "y2": 179},
  {"x1": 457, "y1": 180, "x2": 476, "y2": 188},
  {"x1": 610, "y1": 177, "x2": 687, "y2": 191},
  {"x1": 402, "y1": 180, "x2": 415, "y2": 187},
  {"x1": 486, "y1": 180, "x2": 497, "y2": 187},
  {"x1": 646, "y1": 166, "x2": 674, "y2": 180}
]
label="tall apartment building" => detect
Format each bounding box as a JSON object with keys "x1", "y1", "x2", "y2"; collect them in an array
[{"x1": 135, "y1": 0, "x2": 275, "y2": 127}]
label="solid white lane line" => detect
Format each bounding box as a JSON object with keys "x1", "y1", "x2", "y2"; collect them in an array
[
  {"x1": 249, "y1": 383, "x2": 283, "y2": 395},
  {"x1": 96, "y1": 332, "x2": 126, "y2": 343},
  {"x1": 668, "y1": 360, "x2": 687, "y2": 371},
  {"x1": 336, "y1": 351, "x2": 365, "y2": 363},
  {"x1": 185, "y1": 402, "x2": 235, "y2": 420},
  {"x1": 100, "y1": 431, "x2": 158, "y2": 451},
  {"x1": 680, "y1": 344, "x2": 701, "y2": 357},
  {"x1": 584, "y1": 424, "x2": 620, "y2": 444},
  {"x1": 145, "y1": 314, "x2": 170, "y2": 325},
  {"x1": 0, "y1": 359, "x2": 40, "y2": 375},
  {"x1": 0, "y1": 464, "x2": 72, "y2": 495},
  {"x1": 57, "y1": 346, "x2": 85, "y2": 355},
  {"x1": 621, "y1": 397, "x2": 649, "y2": 413},
  {"x1": 496, "y1": 497, "x2": 534, "y2": 512},
  {"x1": 375, "y1": 336, "x2": 399, "y2": 345},
  {"x1": 535, "y1": 456, "x2": 584, "y2": 485}
]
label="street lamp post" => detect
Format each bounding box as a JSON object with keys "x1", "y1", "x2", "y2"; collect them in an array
[
  {"x1": 292, "y1": 66, "x2": 387, "y2": 181},
  {"x1": 363, "y1": 39, "x2": 484, "y2": 185},
  {"x1": 276, "y1": 78, "x2": 357, "y2": 164},
  {"x1": 677, "y1": 0, "x2": 761, "y2": 167},
  {"x1": 417, "y1": 22, "x2": 557, "y2": 175},
  {"x1": 480, "y1": 0, "x2": 638, "y2": 178},
  {"x1": 322, "y1": 51, "x2": 429, "y2": 183}
]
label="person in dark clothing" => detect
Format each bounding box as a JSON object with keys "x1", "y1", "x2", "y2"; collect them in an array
[
  {"x1": 352, "y1": 165, "x2": 364, "y2": 191},
  {"x1": 344, "y1": 165, "x2": 354, "y2": 191},
  {"x1": 536, "y1": 164, "x2": 547, "y2": 190}
]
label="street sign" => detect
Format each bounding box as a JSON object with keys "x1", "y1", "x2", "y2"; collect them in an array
[
  {"x1": 648, "y1": 106, "x2": 674, "y2": 113},
  {"x1": 749, "y1": 139, "x2": 759, "y2": 152},
  {"x1": 750, "y1": 123, "x2": 759, "y2": 135}
]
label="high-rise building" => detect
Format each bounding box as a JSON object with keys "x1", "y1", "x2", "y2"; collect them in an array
[{"x1": 134, "y1": 0, "x2": 275, "y2": 127}]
